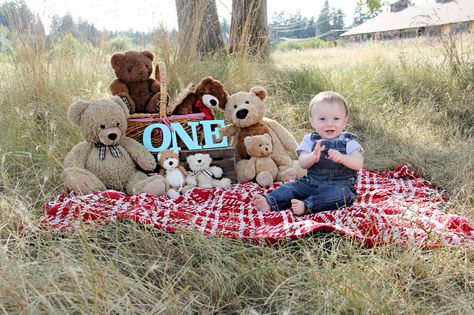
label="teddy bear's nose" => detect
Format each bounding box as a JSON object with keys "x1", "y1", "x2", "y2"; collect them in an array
[
  {"x1": 108, "y1": 133, "x2": 117, "y2": 141},
  {"x1": 236, "y1": 109, "x2": 248, "y2": 119},
  {"x1": 169, "y1": 160, "x2": 174, "y2": 165},
  {"x1": 197, "y1": 159, "x2": 202, "y2": 163}
]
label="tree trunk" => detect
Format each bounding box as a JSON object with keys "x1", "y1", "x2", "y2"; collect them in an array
[
  {"x1": 175, "y1": 0, "x2": 225, "y2": 60},
  {"x1": 229, "y1": 0, "x2": 269, "y2": 58}
]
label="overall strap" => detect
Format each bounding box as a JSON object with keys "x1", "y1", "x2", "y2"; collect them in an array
[{"x1": 342, "y1": 132, "x2": 358, "y2": 141}]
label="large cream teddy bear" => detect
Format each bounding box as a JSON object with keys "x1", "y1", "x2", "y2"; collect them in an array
[
  {"x1": 63, "y1": 96, "x2": 167, "y2": 196},
  {"x1": 217, "y1": 86, "x2": 305, "y2": 182}
]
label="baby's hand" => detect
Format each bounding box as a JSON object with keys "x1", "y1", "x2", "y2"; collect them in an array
[
  {"x1": 312, "y1": 140, "x2": 326, "y2": 163},
  {"x1": 327, "y1": 149, "x2": 345, "y2": 164}
]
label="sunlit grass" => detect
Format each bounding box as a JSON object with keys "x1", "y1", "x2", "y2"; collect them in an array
[{"x1": 0, "y1": 28, "x2": 473, "y2": 313}]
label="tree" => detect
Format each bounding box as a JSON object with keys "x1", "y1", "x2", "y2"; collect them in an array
[
  {"x1": 61, "y1": 14, "x2": 74, "y2": 35},
  {"x1": 316, "y1": 0, "x2": 331, "y2": 39},
  {"x1": 229, "y1": 0, "x2": 268, "y2": 58},
  {"x1": 352, "y1": 0, "x2": 384, "y2": 26},
  {"x1": 269, "y1": 12, "x2": 316, "y2": 43},
  {"x1": 333, "y1": 8, "x2": 345, "y2": 38},
  {"x1": 175, "y1": 0, "x2": 225, "y2": 60},
  {"x1": 352, "y1": 3, "x2": 366, "y2": 27},
  {"x1": 220, "y1": 17, "x2": 230, "y2": 44},
  {"x1": 0, "y1": 0, "x2": 43, "y2": 34}
]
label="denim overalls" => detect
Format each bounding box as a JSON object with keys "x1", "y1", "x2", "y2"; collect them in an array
[{"x1": 264, "y1": 132, "x2": 358, "y2": 213}]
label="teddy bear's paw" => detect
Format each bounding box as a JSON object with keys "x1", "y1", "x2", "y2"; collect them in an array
[
  {"x1": 66, "y1": 174, "x2": 94, "y2": 194},
  {"x1": 167, "y1": 188, "x2": 181, "y2": 199},
  {"x1": 141, "y1": 177, "x2": 167, "y2": 196},
  {"x1": 256, "y1": 172, "x2": 274, "y2": 188},
  {"x1": 64, "y1": 169, "x2": 105, "y2": 195},
  {"x1": 213, "y1": 178, "x2": 231, "y2": 189},
  {"x1": 210, "y1": 166, "x2": 223, "y2": 178}
]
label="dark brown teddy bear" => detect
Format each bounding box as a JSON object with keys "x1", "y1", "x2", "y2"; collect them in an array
[
  {"x1": 173, "y1": 76, "x2": 228, "y2": 120},
  {"x1": 109, "y1": 50, "x2": 162, "y2": 114}
]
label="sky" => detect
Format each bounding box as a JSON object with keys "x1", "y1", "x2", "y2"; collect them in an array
[{"x1": 12, "y1": 0, "x2": 433, "y2": 33}]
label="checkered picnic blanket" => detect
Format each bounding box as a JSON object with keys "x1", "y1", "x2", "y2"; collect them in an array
[{"x1": 41, "y1": 165, "x2": 474, "y2": 248}]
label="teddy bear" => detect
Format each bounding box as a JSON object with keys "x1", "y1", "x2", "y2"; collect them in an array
[
  {"x1": 216, "y1": 86, "x2": 305, "y2": 182},
  {"x1": 172, "y1": 76, "x2": 228, "y2": 120},
  {"x1": 185, "y1": 153, "x2": 231, "y2": 189},
  {"x1": 63, "y1": 96, "x2": 167, "y2": 196},
  {"x1": 242, "y1": 134, "x2": 279, "y2": 188},
  {"x1": 157, "y1": 150, "x2": 194, "y2": 199},
  {"x1": 109, "y1": 50, "x2": 162, "y2": 114}
]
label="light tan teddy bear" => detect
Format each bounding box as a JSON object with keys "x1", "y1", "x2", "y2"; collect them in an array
[
  {"x1": 243, "y1": 134, "x2": 279, "y2": 188},
  {"x1": 217, "y1": 86, "x2": 305, "y2": 181},
  {"x1": 185, "y1": 153, "x2": 231, "y2": 189},
  {"x1": 63, "y1": 96, "x2": 167, "y2": 196},
  {"x1": 157, "y1": 150, "x2": 194, "y2": 199}
]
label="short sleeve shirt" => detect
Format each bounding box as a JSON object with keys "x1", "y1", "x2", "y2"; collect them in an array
[{"x1": 296, "y1": 132, "x2": 363, "y2": 157}]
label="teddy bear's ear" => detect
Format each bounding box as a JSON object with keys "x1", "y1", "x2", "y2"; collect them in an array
[
  {"x1": 250, "y1": 86, "x2": 267, "y2": 101},
  {"x1": 263, "y1": 133, "x2": 272, "y2": 142},
  {"x1": 67, "y1": 100, "x2": 89, "y2": 126},
  {"x1": 141, "y1": 50, "x2": 154, "y2": 61},
  {"x1": 244, "y1": 135, "x2": 253, "y2": 147},
  {"x1": 111, "y1": 96, "x2": 129, "y2": 118},
  {"x1": 172, "y1": 150, "x2": 179, "y2": 156},
  {"x1": 198, "y1": 76, "x2": 214, "y2": 86},
  {"x1": 110, "y1": 53, "x2": 124, "y2": 69}
]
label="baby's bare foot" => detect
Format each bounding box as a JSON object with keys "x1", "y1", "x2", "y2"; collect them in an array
[
  {"x1": 253, "y1": 194, "x2": 271, "y2": 212},
  {"x1": 291, "y1": 199, "x2": 307, "y2": 216}
]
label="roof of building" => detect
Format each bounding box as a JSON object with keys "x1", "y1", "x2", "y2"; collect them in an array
[{"x1": 342, "y1": 0, "x2": 474, "y2": 36}]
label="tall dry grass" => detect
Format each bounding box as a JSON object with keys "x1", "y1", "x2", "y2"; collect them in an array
[{"x1": 0, "y1": 25, "x2": 473, "y2": 314}]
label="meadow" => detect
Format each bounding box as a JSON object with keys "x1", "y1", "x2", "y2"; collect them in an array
[{"x1": 0, "y1": 31, "x2": 473, "y2": 313}]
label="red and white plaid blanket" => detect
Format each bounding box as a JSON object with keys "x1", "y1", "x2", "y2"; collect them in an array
[{"x1": 41, "y1": 165, "x2": 473, "y2": 248}]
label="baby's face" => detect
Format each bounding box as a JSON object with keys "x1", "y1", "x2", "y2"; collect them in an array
[{"x1": 310, "y1": 101, "x2": 348, "y2": 140}]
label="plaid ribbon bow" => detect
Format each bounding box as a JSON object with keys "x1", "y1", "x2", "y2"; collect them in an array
[
  {"x1": 189, "y1": 169, "x2": 214, "y2": 178},
  {"x1": 95, "y1": 143, "x2": 123, "y2": 160}
]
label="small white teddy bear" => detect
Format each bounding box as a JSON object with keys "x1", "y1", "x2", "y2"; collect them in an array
[
  {"x1": 186, "y1": 153, "x2": 231, "y2": 189},
  {"x1": 157, "y1": 150, "x2": 194, "y2": 199}
]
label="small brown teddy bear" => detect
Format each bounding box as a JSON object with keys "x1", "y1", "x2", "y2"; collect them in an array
[
  {"x1": 217, "y1": 86, "x2": 304, "y2": 182},
  {"x1": 185, "y1": 153, "x2": 231, "y2": 189},
  {"x1": 243, "y1": 134, "x2": 279, "y2": 188},
  {"x1": 157, "y1": 150, "x2": 194, "y2": 199},
  {"x1": 173, "y1": 76, "x2": 228, "y2": 120},
  {"x1": 109, "y1": 50, "x2": 162, "y2": 114},
  {"x1": 63, "y1": 96, "x2": 167, "y2": 196}
]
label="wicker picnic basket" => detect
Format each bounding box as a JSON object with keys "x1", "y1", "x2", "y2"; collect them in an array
[{"x1": 125, "y1": 62, "x2": 205, "y2": 148}]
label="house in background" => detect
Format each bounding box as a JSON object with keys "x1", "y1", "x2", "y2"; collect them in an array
[{"x1": 342, "y1": 0, "x2": 474, "y2": 41}]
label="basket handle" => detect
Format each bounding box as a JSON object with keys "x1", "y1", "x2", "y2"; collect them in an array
[{"x1": 155, "y1": 61, "x2": 167, "y2": 118}]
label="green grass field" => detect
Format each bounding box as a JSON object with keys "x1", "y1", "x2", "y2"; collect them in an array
[{"x1": 0, "y1": 33, "x2": 473, "y2": 313}]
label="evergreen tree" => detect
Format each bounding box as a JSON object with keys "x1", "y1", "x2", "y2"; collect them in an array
[
  {"x1": 61, "y1": 14, "x2": 74, "y2": 35},
  {"x1": 352, "y1": 3, "x2": 366, "y2": 27},
  {"x1": 316, "y1": 0, "x2": 331, "y2": 39},
  {"x1": 0, "y1": 0, "x2": 43, "y2": 34},
  {"x1": 220, "y1": 17, "x2": 229, "y2": 43},
  {"x1": 333, "y1": 8, "x2": 345, "y2": 37}
]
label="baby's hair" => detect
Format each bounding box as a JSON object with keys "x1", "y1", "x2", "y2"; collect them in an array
[{"x1": 309, "y1": 91, "x2": 349, "y2": 117}]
